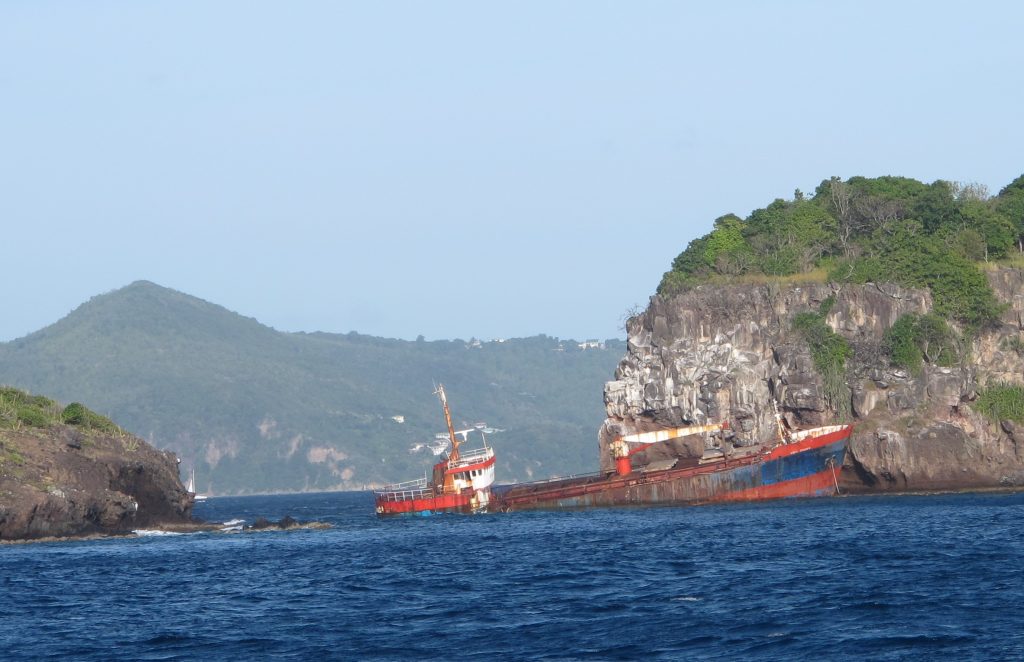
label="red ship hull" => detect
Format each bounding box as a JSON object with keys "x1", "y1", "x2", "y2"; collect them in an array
[
  {"x1": 493, "y1": 425, "x2": 851, "y2": 512},
  {"x1": 375, "y1": 489, "x2": 485, "y2": 516}
]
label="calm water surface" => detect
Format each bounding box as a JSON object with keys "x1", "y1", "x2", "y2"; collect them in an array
[{"x1": 1, "y1": 491, "x2": 1022, "y2": 660}]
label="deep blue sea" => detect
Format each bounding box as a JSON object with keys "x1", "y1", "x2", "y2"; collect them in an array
[{"x1": 2, "y1": 491, "x2": 1022, "y2": 660}]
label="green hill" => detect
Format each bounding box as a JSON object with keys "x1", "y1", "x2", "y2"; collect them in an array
[{"x1": 0, "y1": 282, "x2": 622, "y2": 494}]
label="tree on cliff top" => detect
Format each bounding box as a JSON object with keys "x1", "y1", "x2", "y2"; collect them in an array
[
  {"x1": 996, "y1": 174, "x2": 1024, "y2": 253},
  {"x1": 658, "y1": 172, "x2": 1022, "y2": 330},
  {"x1": 0, "y1": 386, "x2": 121, "y2": 435}
]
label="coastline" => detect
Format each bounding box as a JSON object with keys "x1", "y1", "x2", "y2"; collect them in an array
[
  {"x1": 6, "y1": 486, "x2": 1023, "y2": 545},
  {"x1": 0, "y1": 519, "x2": 331, "y2": 545}
]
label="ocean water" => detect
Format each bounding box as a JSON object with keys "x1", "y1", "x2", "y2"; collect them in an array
[{"x1": 1, "y1": 491, "x2": 1022, "y2": 661}]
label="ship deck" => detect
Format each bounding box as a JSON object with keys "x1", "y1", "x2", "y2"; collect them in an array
[
  {"x1": 493, "y1": 425, "x2": 852, "y2": 511},
  {"x1": 492, "y1": 452, "x2": 762, "y2": 510}
]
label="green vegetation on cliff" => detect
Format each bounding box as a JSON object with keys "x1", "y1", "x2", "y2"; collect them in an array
[
  {"x1": 790, "y1": 297, "x2": 851, "y2": 419},
  {"x1": 974, "y1": 384, "x2": 1024, "y2": 423},
  {"x1": 0, "y1": 386, "x2": 120, "y2": 434},
  {"x1": 660, "y1": 174, "x2": 1024, "y2": 330},
  {"x1": 883, "y1": 313, "x2": 959, "y2": 376}
]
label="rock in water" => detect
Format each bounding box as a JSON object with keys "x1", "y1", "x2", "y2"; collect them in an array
[{"x1": 245, "y1": 515, "x2": 304, "y2": 531}]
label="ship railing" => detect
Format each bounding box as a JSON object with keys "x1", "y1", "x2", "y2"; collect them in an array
[
  {"x1": 375, "y1": 476, "x2": 433, "y2": 501},
  {"x1": 495, "y1": 471, "x2": 604, "y2": 489},
  {"x1": 788, "y1": 424, "x2": 849, "y2": 442},
  {"x1": 374, "y1": 483, "x2": 434, "y2": 502},
  {"x1": 449, "y1": 447, "x2": 493, "y2": 468},
  {"x1": 374, "y1": 487, "x2": 434, "y2": 504},
  {"x1": 379, "y1": 476, "x2": 428, "y2": 491}
]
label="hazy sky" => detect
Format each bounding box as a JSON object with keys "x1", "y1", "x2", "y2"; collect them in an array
[{"x1": 2, "y1": 1, "x2": 1023, "y2": 342}]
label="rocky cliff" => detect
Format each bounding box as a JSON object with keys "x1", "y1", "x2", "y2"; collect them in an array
[
  {"x1": 602, "y1": 268, "x2": 1024, "y2": 492},
  {"x1": 0, "y1": 421, "x2": 193, "y2": 540}
]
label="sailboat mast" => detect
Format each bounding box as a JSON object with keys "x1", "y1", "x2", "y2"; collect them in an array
[{"x1": 437, "y1": 384, "x2": 460, "y2": 462}]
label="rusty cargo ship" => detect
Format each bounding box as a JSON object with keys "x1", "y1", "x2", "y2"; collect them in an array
[{"x1": 492, "y1": 420, "x2": 852, "y2": 512}]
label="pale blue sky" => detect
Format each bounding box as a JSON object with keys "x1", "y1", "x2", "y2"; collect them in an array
[{"x1": 2, "y1": 1, "x2": 1022, "y2": 342}]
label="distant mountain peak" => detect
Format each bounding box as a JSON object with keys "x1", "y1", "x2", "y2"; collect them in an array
[
  {"x1": 123, "y1": 279, "x2": 165, "y2": 290},
  {"x1": 9, "y1": 280, "x2": 279, "y2": 348},
  {"x1": 115, "y1": 280, "x2": 195, "y2": 299}
]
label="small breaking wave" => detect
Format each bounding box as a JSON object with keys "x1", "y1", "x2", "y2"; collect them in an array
[{"x1": 220, "y1": 518, "x2": 245, "y2": 532}]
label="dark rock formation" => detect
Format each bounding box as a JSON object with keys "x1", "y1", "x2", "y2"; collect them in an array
[
  {"x1": 246, "y1": 515, "x2": 313, "y2": 531},
  {"x1": 0, "y1": 425, "x2": 193, "y2": 540},
  {"x1": 602, "y1": 269, "x2": 1024, "y2": 492}
]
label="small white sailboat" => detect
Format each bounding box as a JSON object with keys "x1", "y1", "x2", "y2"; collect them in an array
[{"x1": 186, "y1": 467, "x2": 208, "y2": 502}]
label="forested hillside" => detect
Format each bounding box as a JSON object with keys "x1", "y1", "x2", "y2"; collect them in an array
[
  {"x1": 0, "y1": 282, "x2": 622, "y2": 494},
  {"x1": 660, "y1": 174, "x2": 1024, "y2": 330}
]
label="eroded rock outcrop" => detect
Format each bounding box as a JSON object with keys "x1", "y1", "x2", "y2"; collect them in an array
[
  {"x1": 0, "y1": 426, "x2": 193, "y2": 540},
  {"x1": 602, "y1": 269, "x2": 1024, "y2": 492}
]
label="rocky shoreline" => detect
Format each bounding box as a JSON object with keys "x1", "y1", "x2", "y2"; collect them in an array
[
  {"x1": 0, "y1": 516, "x2": 331, "y2": 545},
  {"x1": 0, "y1": 418, "x2": 335, "y2": 542},
  {"x1": 0, "y1": 422, "x2": 194, "y2": 541}
]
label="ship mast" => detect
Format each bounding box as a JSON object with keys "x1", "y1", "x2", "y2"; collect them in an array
[
  {"x1": 771, "y1": 398, "x2": 789, "y2": 445},
  {"x1": 436, "y1": 384, "x2": 461, "y2": 463}
]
